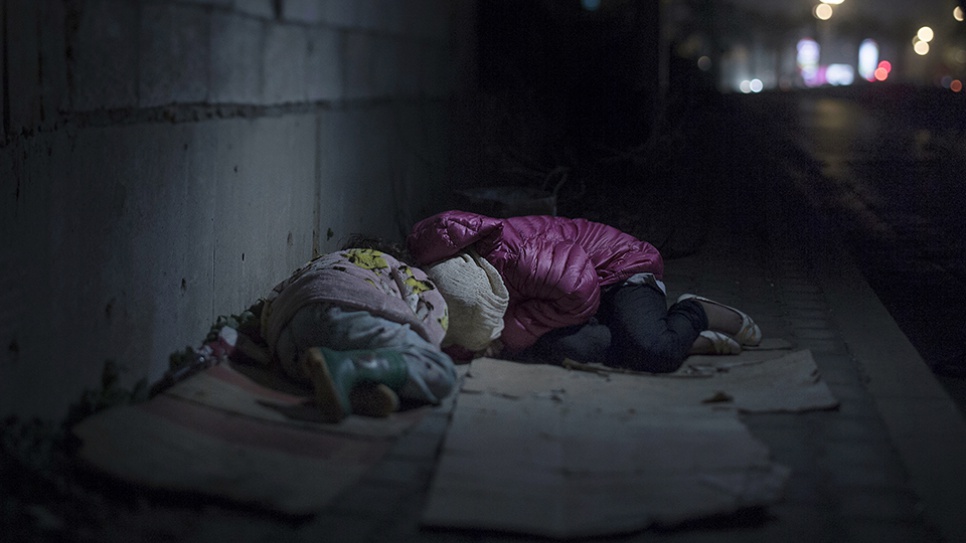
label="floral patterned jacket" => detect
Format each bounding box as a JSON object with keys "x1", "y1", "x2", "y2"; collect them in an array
[{"x1": 260, "y1": 249, "x2": 449, "y2": 356}]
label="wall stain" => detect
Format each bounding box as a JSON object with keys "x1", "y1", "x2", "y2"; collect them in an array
[
  {"x1": 64, "y1": 0, "x2": 82, "y2": 119},
  {"x1": 1, "y1": 2, "x2": 10, "y2": 137},
  {"x1": 104, "y1": 298, "x2": 115, "y2": 321}
]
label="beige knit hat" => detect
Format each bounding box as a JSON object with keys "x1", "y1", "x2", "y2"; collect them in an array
[{"x1": 427, "y1": 251, "x2": 509, "y2": 352}]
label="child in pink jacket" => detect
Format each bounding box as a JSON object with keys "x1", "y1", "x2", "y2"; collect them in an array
[{"x1": 408, "y1": 211, "x2": 761, "y2": 372}]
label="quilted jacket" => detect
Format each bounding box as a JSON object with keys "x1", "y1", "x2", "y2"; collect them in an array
[
  {"x1": 261, "y1": 249, "x2": 449, "y2": 358},
  {"x1": 407, "y1": 210, "x2": 663, "y2": 351}
]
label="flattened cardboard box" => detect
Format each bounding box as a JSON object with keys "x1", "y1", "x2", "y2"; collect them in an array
[{"x1": 422, "y1": 350, "x2": 835, "y2": 538}]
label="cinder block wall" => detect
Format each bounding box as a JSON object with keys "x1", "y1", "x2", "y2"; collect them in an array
[{"x1": 0, "y1": 0, "x2": 479, "y2": 421}]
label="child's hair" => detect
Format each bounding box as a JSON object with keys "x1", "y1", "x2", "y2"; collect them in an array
[{"x1": 341, "y1": 234, "x2": 413, "y2": 263}]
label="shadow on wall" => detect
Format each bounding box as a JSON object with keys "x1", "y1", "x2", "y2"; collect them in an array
[
  {"x1": 471, "y1": 0, "x2": 724, "y2": 258},
  {"x1": 476, "y1": 0, "x2": 661, "y2": 194}
]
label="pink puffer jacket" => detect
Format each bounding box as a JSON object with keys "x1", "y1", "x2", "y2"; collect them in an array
[{"x1": 407, "y1": 210, "x2": 663, "y2": 351}]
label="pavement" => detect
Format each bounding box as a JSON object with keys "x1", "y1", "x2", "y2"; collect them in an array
[
  {"x1": 11, "y1": 92, "x2": 966, "y2": 543},
  {"x1": 298, "y1": 93, "x2": 966, "y2": 542}
]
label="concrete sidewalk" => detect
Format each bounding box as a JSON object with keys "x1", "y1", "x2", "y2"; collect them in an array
[
  {"x1": 295, "y1": 103, "x2": 966, "y2": 542},
  {"x1": 305, "y1": 200, "x2": 951, "y2": 543}
]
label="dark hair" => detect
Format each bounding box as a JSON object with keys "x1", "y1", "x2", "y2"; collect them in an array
[{"x1": 341, "y1": 234, "x2": 413, "y2": 263}]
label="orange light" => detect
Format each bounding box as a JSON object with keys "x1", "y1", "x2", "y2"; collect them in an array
[
  {"x1": 952, "y1": 80, "x2": 963, "y2": 92},
  {"x1": 874, "y1": 67, "x2": 890, "y2": 81}
]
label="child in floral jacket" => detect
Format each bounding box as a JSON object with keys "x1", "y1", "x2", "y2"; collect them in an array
[{"x1": 260, "y1": 248, "x2": 457, "y2": 422}]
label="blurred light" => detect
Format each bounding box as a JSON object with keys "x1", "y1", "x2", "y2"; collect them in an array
[
  {"x1": 581, "y1": 0, "x2": 601, "y2": 11},
  {"x1": 739, "y1": 80, "x2": 753, "y2": 93},
  {"x1": 878, "y1": 60, "x2": 892, "y2": 73},
  {"x1": 874, "y1": 67, "x2": 890, "y2": 81},
  {"x1": 858, "y1": 40, "x2": 879, "y2": 81},
  {"x1": 821, "y1": 0, "x2": 844, "y2": 4},
  {"x1": 803, "y1": 67, "x2": 827, "y2": 87},
  {"x1": 797, "y1": 39, "x2": 820, "y2": 65},
  {"x1": 798, "y1": 39, "x2": 822, "y2": 86},
  {"x1": 917, "y1": 26, "x2": 935, "y2": 42},
  {"x1": 826, "y1": 64, "x2": 855, "y2": 86},
  {"x1": 915, "y1": 40, "x2": 931, "y2": 55},
  {"x1": 952, "y1": 80, "x2": 964, "y2": 92},
  {"x1": 750, "y1": 79, "x2": 764, "y2": 92},
  {"x1": 697, "y1": 56, "x2": 712, "y2": 71},
  {"x1": 956, "y1": 6, "x2": 964, "y2": 22},
  {"x1": 814, "y1": 4, "x2": 833, "y2": 20},
  {"x1": 942, "y1": 75, "x2": 953, "y2": 88}
]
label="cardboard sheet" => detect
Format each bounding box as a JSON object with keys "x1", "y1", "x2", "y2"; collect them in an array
[
  {"x1": 562, "y1": 348, "x2": 840, "y2": 413},
  {"x1": 165, "y1": 363, "x2": 423, "y2": 438},
  {"x1": 72, "y1": 362, "x2": 430, "y2": 514},
  {"x1": 422, "y1": 350, "x2": 835, "y2": 538}
]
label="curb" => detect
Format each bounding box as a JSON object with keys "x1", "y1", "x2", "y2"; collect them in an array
[{"x1": 815, "y1": 227, "x2": 966, "y2": 543}]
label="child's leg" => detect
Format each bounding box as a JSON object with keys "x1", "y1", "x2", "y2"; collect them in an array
[
  {"x1": 275, "y1": 303, "x2": 457, "y2": 405},
  {"x1": 524, "y1": 319, "x2": 612, "y2": 365},
  {"x1": 602, "y1": 284, "x2": 707, "y2": 373},
  {"x1": 391, "y1": 334, "x2": 458, "y2": 406}
]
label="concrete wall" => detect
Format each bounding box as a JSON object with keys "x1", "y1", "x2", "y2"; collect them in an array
[{"x1": 0, "y1": 0, "x2": 479, "y2": 421}]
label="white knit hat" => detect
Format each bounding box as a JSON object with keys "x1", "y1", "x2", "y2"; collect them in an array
[{"x1": 427, "y1": 251, "x2": 509, "y2": 352}]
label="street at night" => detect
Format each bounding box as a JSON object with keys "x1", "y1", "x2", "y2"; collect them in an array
[{"x1": 727, "y1": 84, "x2": 966, "y2": 407}]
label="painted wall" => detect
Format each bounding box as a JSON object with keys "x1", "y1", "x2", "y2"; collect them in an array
[{"x1": 0, "y1": 0, "x2": 479, "y2": 421}]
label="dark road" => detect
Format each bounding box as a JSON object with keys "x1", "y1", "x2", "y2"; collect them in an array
[{"x1": 733, "y1": 85, "x2": 966, "y2": 406}]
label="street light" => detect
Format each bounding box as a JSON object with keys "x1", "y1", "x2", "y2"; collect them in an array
[
  {"x1": 814, "y1": 3, "x2": 833, "y2": 20},
  {"x1": 913, "y1": 26, "x2": 933, "y2": 56}
]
